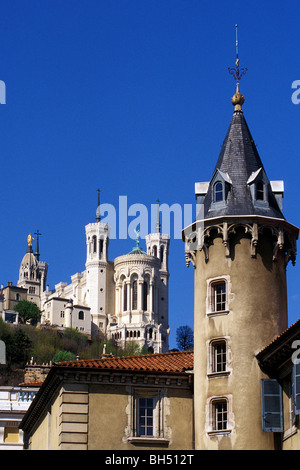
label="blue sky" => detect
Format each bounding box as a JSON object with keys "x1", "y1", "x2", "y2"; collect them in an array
[{"x1": 1, "y1": 1, "x2": 300, "y2": 349}]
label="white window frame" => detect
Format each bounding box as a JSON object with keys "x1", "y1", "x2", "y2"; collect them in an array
[
  {"x1": 206, "y1": 395, "x2": 233, "y2": 436},
  {"x1": 127, "y1": 388, "x2": 170, "y2": 446},
  {"x1": 206, "y1": 276, "x2": 231, "y2": 316}
]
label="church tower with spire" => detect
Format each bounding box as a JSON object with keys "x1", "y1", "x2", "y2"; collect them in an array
[
  {"x1": 183, "y1": 34, "x2": 298, "y2": 449},
  {"x1": 85, "y1": 189, "x2": 112, "y2": 335},
  {"x1": 18, "y1": 232, "x2": 48, "y2": 308}
]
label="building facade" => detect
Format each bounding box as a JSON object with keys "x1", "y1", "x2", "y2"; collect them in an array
[{"x1": 20, "y1": 351, "x2": 193, "y2": 450}]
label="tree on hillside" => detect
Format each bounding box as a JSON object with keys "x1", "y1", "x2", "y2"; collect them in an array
[
  {"x1": 176, "y1": 325, "x2": 194, "y2": 351},
  {"x1": 14, "y1": 300, "x2": 41, "y2": 325}
]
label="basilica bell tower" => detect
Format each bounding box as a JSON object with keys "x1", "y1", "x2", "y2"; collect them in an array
[{"x1": 183, "y1": 49, "x2": 298, "y2": 449}]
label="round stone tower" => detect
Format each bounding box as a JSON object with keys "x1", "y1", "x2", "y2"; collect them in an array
[{"x1": 183, "y1": 79, "x2": 298, "y2": 449}]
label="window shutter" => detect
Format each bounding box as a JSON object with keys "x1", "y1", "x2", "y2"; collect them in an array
[
  {"x1": 292, "y1": 362, "x2": 300, "y2": 416},
  {"x1": 261, "y1": 379, "x2": 283, "y2": 432}
]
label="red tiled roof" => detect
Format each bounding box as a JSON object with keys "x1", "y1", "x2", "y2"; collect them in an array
[
  {"x1": 55, "y1": 350, "x2": 194, "y2": 374},
  {"x1": 257, "y1": 317, "x2": 300, "y2": 356},
  {"x1": 18, "y1": 381, "x2": 44, "y2": 387}
]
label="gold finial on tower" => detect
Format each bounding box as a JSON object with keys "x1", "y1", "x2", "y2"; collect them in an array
[{"x1": 228, "y1": 24, "x2": 247, "y2": 111}]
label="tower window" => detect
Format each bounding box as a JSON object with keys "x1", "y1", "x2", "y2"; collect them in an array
[
  {"x1": 132, "y1": 280, "x2": 138, "y2": 310},
  {"x1": 212, "y1": 399, "x2": 228, "y2": 431},
  {"x1": 143, "y1": 281, "x2": 148, "y2": 311},
  {"x1": 212, "y1": 340, "x2": 227, "y2": 373},
  {"x1": 160, "y1": 246, "x2": 164, "y2": 263},
  {"x1": 123, "y1": 281, "x2": 127, "y2": 312},
  {"x1": 92, "y1": 235, "x2": 97, "y2": 253},
  {"x1": 212, "y1": 282, "x2": 226, "y2": 312},
  {"x1": 256, "y1": 180, "x2": 265, "y2": 200},
  {"x1": 78, "y1": 311, "x2": 84, "y2": 320},
  {"x1": 214, "y1": 182, "x2": 224, "y2": 202}
]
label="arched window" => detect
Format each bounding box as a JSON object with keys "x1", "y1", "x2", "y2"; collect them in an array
[
  {"x1": 132, "y1": 279, "x2": 138, "y2": 310},
  {"x1": 214, "y1": 182, "x2": 224, "y2": 202},
  {"x1": 153, "y1": 245, "x2": 157, "y2": 258},
  {"x1": 143, "y1": 280, "x2": 148, "y2": 311},
  {"x1": 123, "y1": 280, "x2": 127, "y2": 312},
  {"x1": 160, "y1": 246, "x2": 164, "y2": 263},
  {"x1": 256, "y1": 180, "x2": 265, "y2": 201},
  {"x1": 211, "y1": 398, "x2": 228, "y2": 431},
  {"x1": 99, "y1": 238, "x2": 104, "y2": 258},
  {"x1": 78, "y1": 311, "x2": 84, "y2": 320},
  {"x1": 211, "y1": 280, "x2": 227, "y2": 312},
  {"x1": 92, "y1": 235, "x2": 97, "y2": 253},
  {"x1": 211, "y1": 340, "x2": 227, "y2": 373}
]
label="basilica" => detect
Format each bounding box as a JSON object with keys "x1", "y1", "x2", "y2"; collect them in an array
[{"x1": 1, "y1": 202, "x2": 170, "y2": 354}]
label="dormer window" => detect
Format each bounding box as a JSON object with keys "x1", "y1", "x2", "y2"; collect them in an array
[
  {"x1": 209, "y1": 170, "x2": 232, "y2": 211},
  {"x1": 214, "y1": 182, "x2": 224, "y2": 202},
  {"x1": 255, "y1": 180, "x2": 265, "y2": 201},
  {"x1": 247, "y1": 168, "x2": 269, "y2": 209}
]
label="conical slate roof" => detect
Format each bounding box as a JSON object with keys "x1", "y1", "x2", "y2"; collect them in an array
[{"x1": 203, "y1": 109, "x2": 284, "y2": 220}]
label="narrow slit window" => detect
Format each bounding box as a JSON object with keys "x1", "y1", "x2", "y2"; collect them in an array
[
  {"x1": 132, "y1": 280, "x2": 138, "y2": 310},
  {"x1": 256, "y1": 181, "x2": 265, "y2": 201}
]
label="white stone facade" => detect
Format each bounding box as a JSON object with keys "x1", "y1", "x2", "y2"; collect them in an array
[{"x1": 17, "y1": 210, "x2": 170, "y2": 352}]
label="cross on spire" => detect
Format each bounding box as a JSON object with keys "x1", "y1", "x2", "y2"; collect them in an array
[{"x1": 34, "y1": 230, "x2": 42, "y2": 261}]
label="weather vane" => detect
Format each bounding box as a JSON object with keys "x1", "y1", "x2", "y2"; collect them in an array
[{"x1": 228, "y1": 24, "x2": 247, "y2": 84}]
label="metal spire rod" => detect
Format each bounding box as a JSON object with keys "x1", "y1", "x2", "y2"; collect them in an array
[
  {"x1": 228, "y1": 24, "x2": 247, "y2": 84},
  {"x1": 156, "y1": 199, "x2": 161, "y2": 233},
  {"x1": 96, "y1": 188, "x2": 101, "y2": 222},
  {"x1": 235, "y1": 24, "x2": 239, "y2": 58}
]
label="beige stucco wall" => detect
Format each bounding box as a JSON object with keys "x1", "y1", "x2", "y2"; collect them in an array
[
  {"x1": 29, "y1": 387, "x2": 61, "y2": 450},
  {"x1": 27, "y1": 379, "x2": 193, "y2": 450},
  {"x1": 88, "y1": 383, "x2": 193, "y2": 450},
  {"x1": 194, "y1": 230, "x2": 287, "y2": 450}
]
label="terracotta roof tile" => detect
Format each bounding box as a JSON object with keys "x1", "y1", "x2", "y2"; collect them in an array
[
  {"x1": 257, "y1": 318, "x2": 300, "y2": 356},
  {"x1": 18, "y1": 381, "x2": 44, "y2": 387},
  {"x1": 55, "y1": 350, "x2": 194, "y2": 374}
]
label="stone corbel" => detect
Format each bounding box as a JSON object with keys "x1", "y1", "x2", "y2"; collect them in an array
[
  {"x1": 222, "y1": 222, "x2": 230, "y2": 257},
  {"x1": 273, "y1": 227, "x2": 284, "y2": 262},
  {"x1": 251, "y1": 223, "x2": 258, "y2": 258},
  {"x1": 185, "y1": 250, "x2": 197, "y2": 268}
]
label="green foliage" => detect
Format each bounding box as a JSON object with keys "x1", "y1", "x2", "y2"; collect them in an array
[
  {"x1": 0, "y1": 318, "x2": 152, "y2": 368},
  {"x1": 14, "y1": 300, "x2": 41, "y2": 325},
  {"x1": 52, "y1": 350, "x2": 77, "y2": 362},
  {"x1": 0, "y1": 320, "x2": 32, "y2": 366}
]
